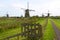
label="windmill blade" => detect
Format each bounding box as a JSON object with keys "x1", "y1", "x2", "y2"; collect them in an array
[
  {"x1": 40, "y1": 13, "x2": 44, "y2": 15},
  {"x1": 44, "y1": 13, "x2": 47, "y2": 14},
  {"x1": 29, "y1": 10, "x2": 35, "y2": 11},
  {"x1": 21, "y1": 8, "x2": 25, "y2": 10},
  {"x1": 27, "y1": 2, "x2": 29, "y2": 9},
  {"x1": 47, "y1": 10, "x2": 51, "y2": 14},
  {"x1": 45, "y1": 13, "x2": 51, "y2": 14}
]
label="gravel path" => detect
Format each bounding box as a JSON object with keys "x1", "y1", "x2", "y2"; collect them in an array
[{"x1": 51, "y1": 20, "x2": 60, "y2": 40}]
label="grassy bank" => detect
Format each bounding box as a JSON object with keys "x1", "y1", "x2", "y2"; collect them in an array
[
  {"x1": 0, "y1": 18, "x2": 46, "y2": 40},
  {"x1": 52, "y1": 19, "x2": 60, "y2": 30},
  {"x1": 43, "y1": 19, "x2": 55, "y2": 40}
]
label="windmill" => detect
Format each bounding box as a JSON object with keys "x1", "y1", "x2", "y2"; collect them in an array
[
  {"x1": 37, "y1": 11, "x2": 45, "y2": 17},
  {"x1": 47, "y1": 10, "x2": 50, "y2": 17},
  {"x1": 45, "y1": 10, "x2": 51, "y2": 17},
  {"x1": 6, "y1": 14, "x2": 9, "y2": 17},
  {"x1": 6, "y1": 12, "x2": 9, "y2": 17},
  {"x1": 41, "y1": 13, "x2": 45, "y2": 17},
  {"x1": 38, "y1": 13, "x2": 44, "y2": 17},
  {"x1": 21, "y1": 2, "x2": 35, "y2": 17}
]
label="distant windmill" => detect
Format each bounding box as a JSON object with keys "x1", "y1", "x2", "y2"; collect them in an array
[
  {"x1": 47, "y1": 10, "x2": 50, "y2": 17},
  {"x1": 39, "y1": 13, "x2": 44, "y2": 17},
  {"x1": 6, "y1": 14, "x2": 9, "y2": 17},
  {"x1": 41, "y1": 13, "x2": 45, "y2": 17},
  {"x1": 21, "y1": 2, "x2": 35, "y2": 17},
  {"x1": 6, "y1": 12, "x2": 9, "y2": 17},
  {"x1": 45, "y1": 10, "x2": 51, "y2": 17}
]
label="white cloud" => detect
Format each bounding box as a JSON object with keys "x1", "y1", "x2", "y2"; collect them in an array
[
  {"x1": 0, "y1": 0, "x2": 60, "y2": 16},
  {"x1": 11, "y1": 3, "x2": 24, "y2": 8},
  {"x1": 0, "y1": 4, "x2": 5, "y2": 7}
]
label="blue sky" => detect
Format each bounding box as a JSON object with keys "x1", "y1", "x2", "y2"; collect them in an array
[{"x1": 0, "y1": 0, "x2": 60, "y2": 17}]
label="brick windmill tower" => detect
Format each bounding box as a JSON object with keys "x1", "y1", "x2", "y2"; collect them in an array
[{"x1": 21, "y1": 2, "x2": 35, "y2": 17}]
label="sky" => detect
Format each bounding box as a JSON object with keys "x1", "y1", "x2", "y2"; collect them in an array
[{"x1": 0, "y1": 0, "x2": 60, "y2": 17}]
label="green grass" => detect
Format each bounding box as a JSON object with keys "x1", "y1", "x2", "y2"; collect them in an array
[
  {"x1": 0, "y1": 18, "x2": 51, "y2": 40},
  {"x1": 52, "y1": 19, "x2": 60, "y2": 30},
  {"x1": 0, "y1": 18, "x2": 22, "y2": 32},
  {"x1": 43, "y1": 19, "x2": 55, "y2": 40},
  {"x1": 0, "y1": 18, "x2": 46, "y2": 40},
  {"x1": 0, "y1": 27, "x2": 21, "y2": 39}
]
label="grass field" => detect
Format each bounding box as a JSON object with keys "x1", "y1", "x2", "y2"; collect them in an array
[
  {"x1": 43, "y1": 19, "x2": 55, "y2": 40},
  {"x1": 0, "y1": 18, "x2": 23, "y2": 39},
  {"x1": 0, "y1": 17, "x2": 58, "y2": 40},
  {"x1": 0, "y1": 17, "x2": 46, "y2": 40},
  {"x1": 52, "y1": 19, "x2": 60, "y2": 30}
]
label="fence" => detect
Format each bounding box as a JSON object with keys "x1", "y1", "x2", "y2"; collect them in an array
[{"x1": 2, "y1": 23, "x2": 43, "y2": 40}]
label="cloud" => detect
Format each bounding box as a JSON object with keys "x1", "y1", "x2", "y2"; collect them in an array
[
  {"x1": 0, "y1": 0, "x2": 60, "y2": 16},
  {"x1": 11, "y1": 3, "x2": 24, "y2": 8},
  {"x1": 0, "y1": 4, "x2": 5, "y2": 7}
]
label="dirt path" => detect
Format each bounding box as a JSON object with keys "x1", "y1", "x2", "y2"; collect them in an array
[{"x1": 51, "y1": 20, "x2": 60, "y2": 40}]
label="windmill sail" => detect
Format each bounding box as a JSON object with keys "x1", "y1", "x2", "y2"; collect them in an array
[{"x1": 27, "y1": 2, "x2": 29, "y2": 9}]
